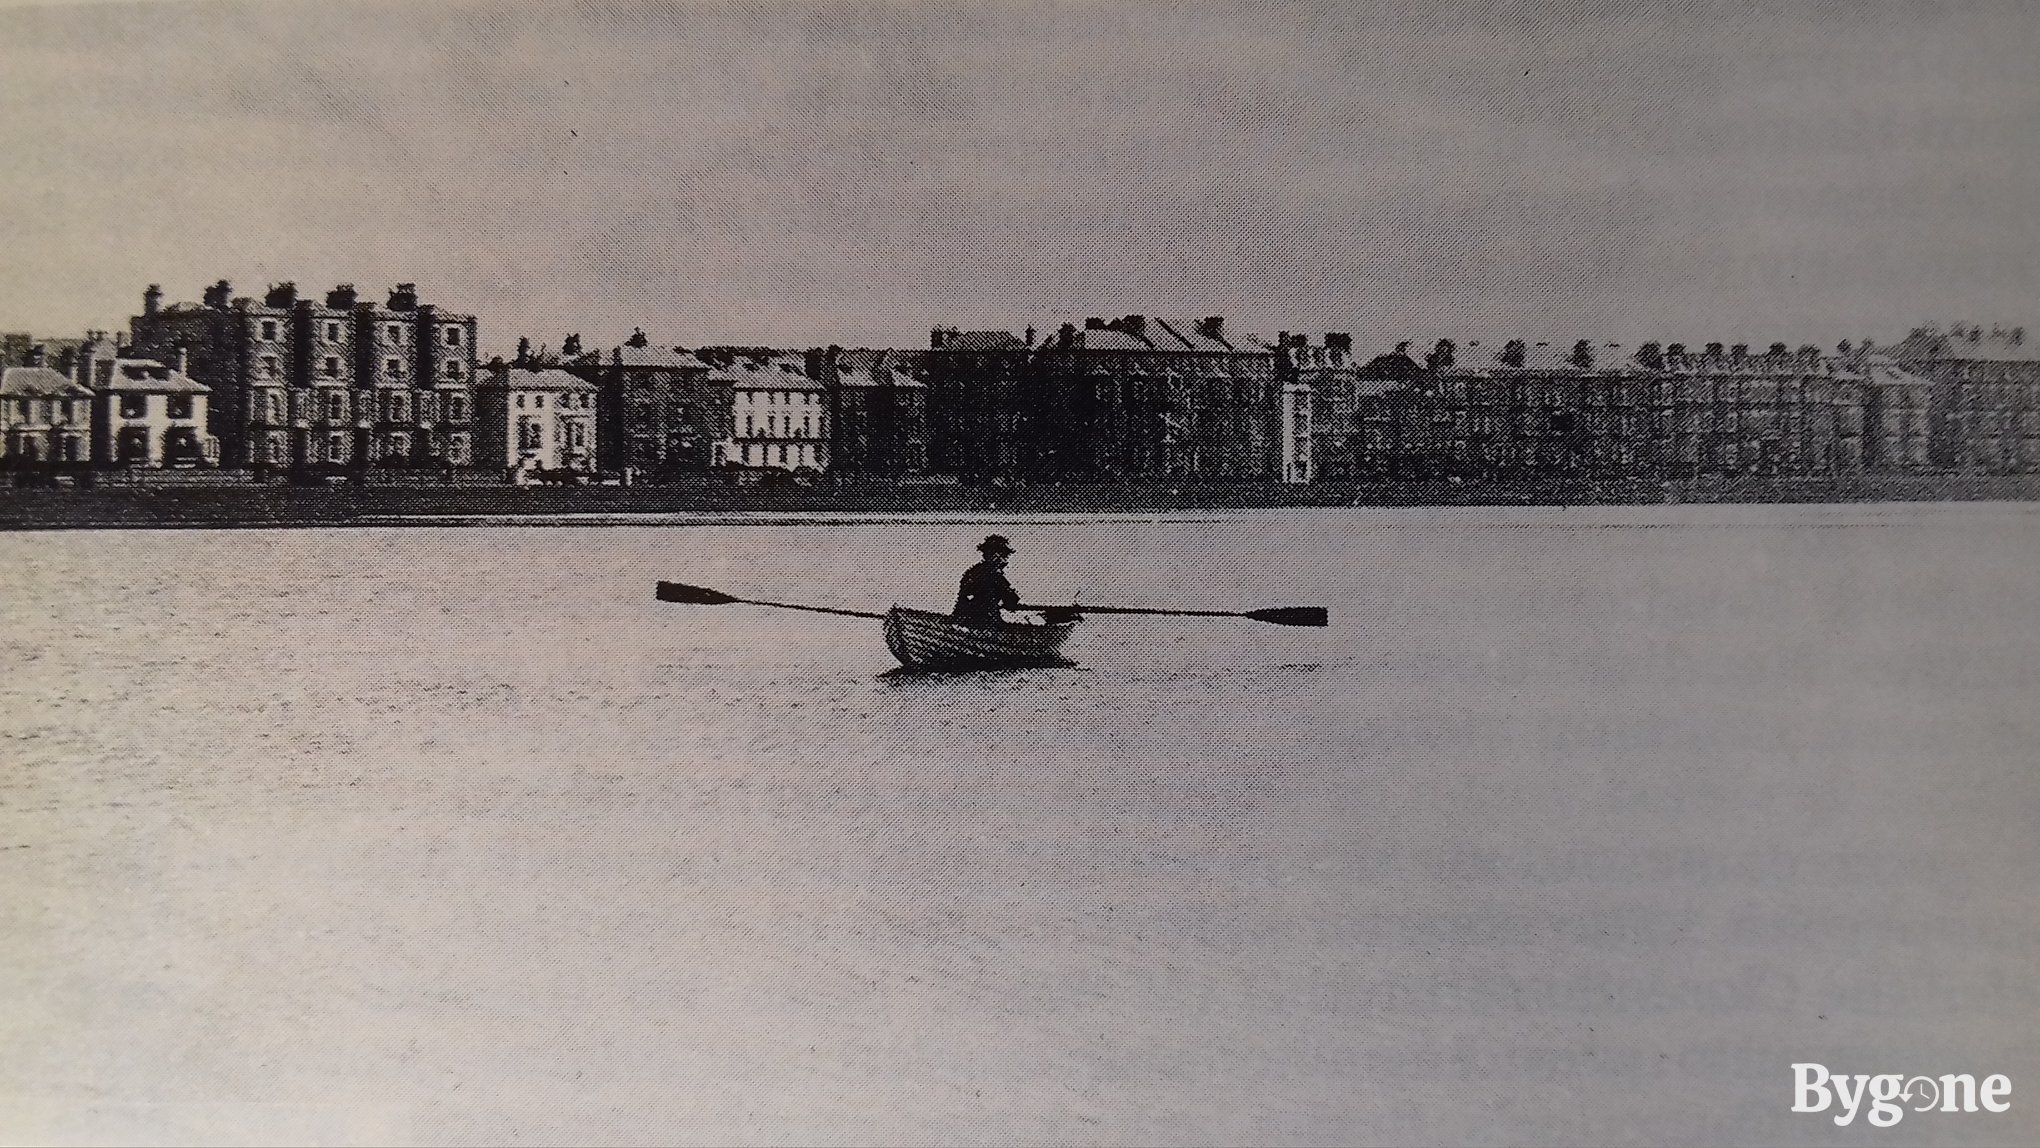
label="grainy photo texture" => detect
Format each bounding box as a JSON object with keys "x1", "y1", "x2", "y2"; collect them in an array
[{"x1": 2, "y1": 0, "x2": 2037, "y2": 1144}]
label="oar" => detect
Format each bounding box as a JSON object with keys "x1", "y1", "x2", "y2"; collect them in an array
[
  {"x1": 1021, "y1": 603, "x2": 1328, "y2": 627},
  {"x1": 655, "y1": 580, "x2": 885, "y2": 620}
]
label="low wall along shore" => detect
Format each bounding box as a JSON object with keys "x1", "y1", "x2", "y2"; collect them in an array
[{"x1": 4, "y1": 473, "x2": 2040, "y2": 528}]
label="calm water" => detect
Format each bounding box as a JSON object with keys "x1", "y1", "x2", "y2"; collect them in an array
[{"x1": 3, "y1": 506, "x2": 2037, "y2": 1145}]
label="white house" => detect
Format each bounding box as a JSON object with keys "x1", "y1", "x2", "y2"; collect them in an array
[
  {"x1": 475, "y1": 364, "x2": 599, "y2": 480},
  {"x1": 710, "y1": 355, "x2": 828, "y2": 472},
  {"x1": 92, "y1": 358, "x2": 216, "y2": 467},
  {"x1": 0, "y1": 364, "x2": 94, "y2": 466}
]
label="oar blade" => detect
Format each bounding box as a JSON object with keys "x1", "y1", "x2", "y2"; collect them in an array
[
  {"x1": 1244, "y1": 606, "x2": 1328, "y2": 627},
  {"x1": 655, "y1": 580, "x2": 740, "y2": 606}
]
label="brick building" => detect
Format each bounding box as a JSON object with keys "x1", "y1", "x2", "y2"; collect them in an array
[
  {"x1": 128, "y1": 281, "x2": 477, "y2": 471},
  {"x1": 580, "y1": 332, "x2": 724, "y2": 478},
  {"x1": 816, "y1": 346, "x2": 928, "y2": 478},
  {"x1": 925, "y1": 316, "x2": 1286, "y2": 483},
  {"x1": 1354, "y1": 340, "x2": 1875, "y2": 479},
  {"x1": 1888, "y1": 323, "x2": 2040, "y2": 473}
]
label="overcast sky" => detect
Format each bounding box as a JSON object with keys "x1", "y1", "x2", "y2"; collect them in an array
[{"x1": 2, "y1": 0, "x2": 2036, "y2": 354}]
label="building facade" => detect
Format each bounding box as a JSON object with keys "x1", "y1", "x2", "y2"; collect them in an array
[
  {"x1": 580, "y1": 333, "x2": 724, "y2": 479},
  {"x1": 1354, "y1": 341, "x2": 1876, "y2": 479},
  {"x1": 0, "y1": 360, "x2": 94, "y2": 466},
  {"x1": 925, "y1": 316, "x2": 1285, "y2": 483},
  {"x1": 128, "y1": 281, "x2": 477, "y2": 471},
  {"x1": 1888, "y1": 323, "x2": 2040, "y2": 473},
  {"x1": 711, "y1": 353, "x2": 829, "y2": 472},
  {"x1": 92, "y1": 357, "x2": 216, "y2": 467},
  {"x1": 817, "y1": 347, "x2": 928, "y2": 478},
  {"x1": 475, "y1": 364, "x2": 599, "y2": 478}
]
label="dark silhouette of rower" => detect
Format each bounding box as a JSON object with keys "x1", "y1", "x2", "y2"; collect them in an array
[{"x1": 953, "y1": 534, "x2": 1020, "y2": 624}]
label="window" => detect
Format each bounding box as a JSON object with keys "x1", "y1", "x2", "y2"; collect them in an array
[
  {"x1": 260, "y1": 319, "x2": 278, "y2": 341},
  {"x1": 327, "y1": 434, "x2": 346, "y2": 462},
  {"x1": 385, "y1": 434, "x2": 408, "y2": 460},
  {"x1": 535, "y1": 394, "x2": 545, "y2": 409},
  {"x1": 388, "y1": 324, "x2": 402, "y2": 343},
  {"x1": 392, "y1": 393, "x2": 409, "y2": 422},
  {"x1": 386, "y1": 358, "x2": 402, "y2": 379},
  {"x1": 120, "y1": 394, "x2": 147, "y2": 419},
  {"x1": 324, "y1": 392, "x2": 345, "y2": 421},
  {"x1": 267, "y1": 392, "x2": 285, "y2": 422},
  {"x1": 519, "y1": 419, "x2": 542, "y2": 450},
  {"x1": 516, "y1": 394, "x2": 525, "y2": 409},
  {"x1": 268, "y1": 437, "x2": 285, "y2": 463},
  {"x1": 168, "y1": 395, "x2": 193, "y2": 420},
  {"x1": 445, "y1": 326, "x2": 462, "y2": 347},
  {"x1": 326, "y1": 322, "x2": 341, "y2": 341},
  {"x1": 745, "y1": 413, "x2": 753, "y2": 435},
  {"x1": 445, "y1": 361, "x2": 462, "y2": 379},
  {"x1": 261, "y1": 356, "x2": 279, "y2": 378},
  {"x1": 323, "y1": 356, "x2": 340, "y2": 377}
]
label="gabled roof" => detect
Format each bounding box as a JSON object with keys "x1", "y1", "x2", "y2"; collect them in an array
[
  {"x1": 482, "y1": 366, "x2": 597, "y2": 392},
  {"x1": 613, "y1": 344, "x2": 706, "y2": 370},
  {"x1": 1857, "y1": 354, "x2": 1931, "y2": 388},
  {"x1": 706, "y1": 356, "x2": 822, "y2": 390},
  {"x1": 834, "y1": 348, "x2": 930, "y2": 388},
  {"x1": 0, "y1": 366, "x2": 94, "y2": 398},
  {"x1": 1354, "y1": 347, "x2": 1425, "y2": 380},
  {"x1": 108, "y1": 359, "x2": 210, "y2": 394}
]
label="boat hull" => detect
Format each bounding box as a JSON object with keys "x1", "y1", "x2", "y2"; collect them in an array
[{"x1": 883, "y1": 606, "x2": 1078, "y2": 670}]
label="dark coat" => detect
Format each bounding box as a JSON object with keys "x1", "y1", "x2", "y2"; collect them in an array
[{"x1": 953, "y1": 558, "x2": 1019, "y2": 622}]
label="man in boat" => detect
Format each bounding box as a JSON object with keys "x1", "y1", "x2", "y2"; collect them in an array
[{"x1": 953, "y1": 534, "x2": 1021, "y2": 624}]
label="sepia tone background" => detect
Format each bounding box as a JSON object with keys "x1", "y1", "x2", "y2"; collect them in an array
[{"x1": 4, "y1": 2, "x2": 2038, "y2": 1146}]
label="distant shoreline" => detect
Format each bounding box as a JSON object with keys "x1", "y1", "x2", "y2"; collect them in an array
[{"x1": 4, "y1": 474, "x2": 2039, "y2": 529}]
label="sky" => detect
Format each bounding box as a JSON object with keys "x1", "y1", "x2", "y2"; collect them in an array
[{"x1": 2, "y1": 0, "x2": 2036, "y2": 356}]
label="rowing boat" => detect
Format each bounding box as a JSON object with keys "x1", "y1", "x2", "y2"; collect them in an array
[{"x1": 882, "y1": 606, "x2": 1078, "y2": 670}]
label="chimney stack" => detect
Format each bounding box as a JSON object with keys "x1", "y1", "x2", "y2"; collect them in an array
[
  {"x1": 203, "y1": 280, "x2": 232, "y2": 310},
  {"x1": 265, "y1": 282, "x2": 298, "y2": 309},
  {"x1": 388, "y1": 283, "x2": 418, "y2": 311},
  {"x1": 143, "y1": 284, "x2": 163, "y2": 316},
  {"x1": 327, "y1": 284, "x2": 358, "y2": 310},
  {"x1": 177, "y1": 344, "x2": 189, "y2": 375},
  {"x1": 1024, "y1": 326, "x2": 1036, "y2": 346}
]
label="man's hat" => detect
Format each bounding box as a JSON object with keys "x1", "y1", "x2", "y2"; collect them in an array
[{"x1": 977, "y1": 534, "x2": 1014, "y2": 555}]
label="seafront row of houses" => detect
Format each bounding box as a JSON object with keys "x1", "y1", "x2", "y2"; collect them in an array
[{"x1": 5, "y1": 279, "x2": 2040, "y2": 485}]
